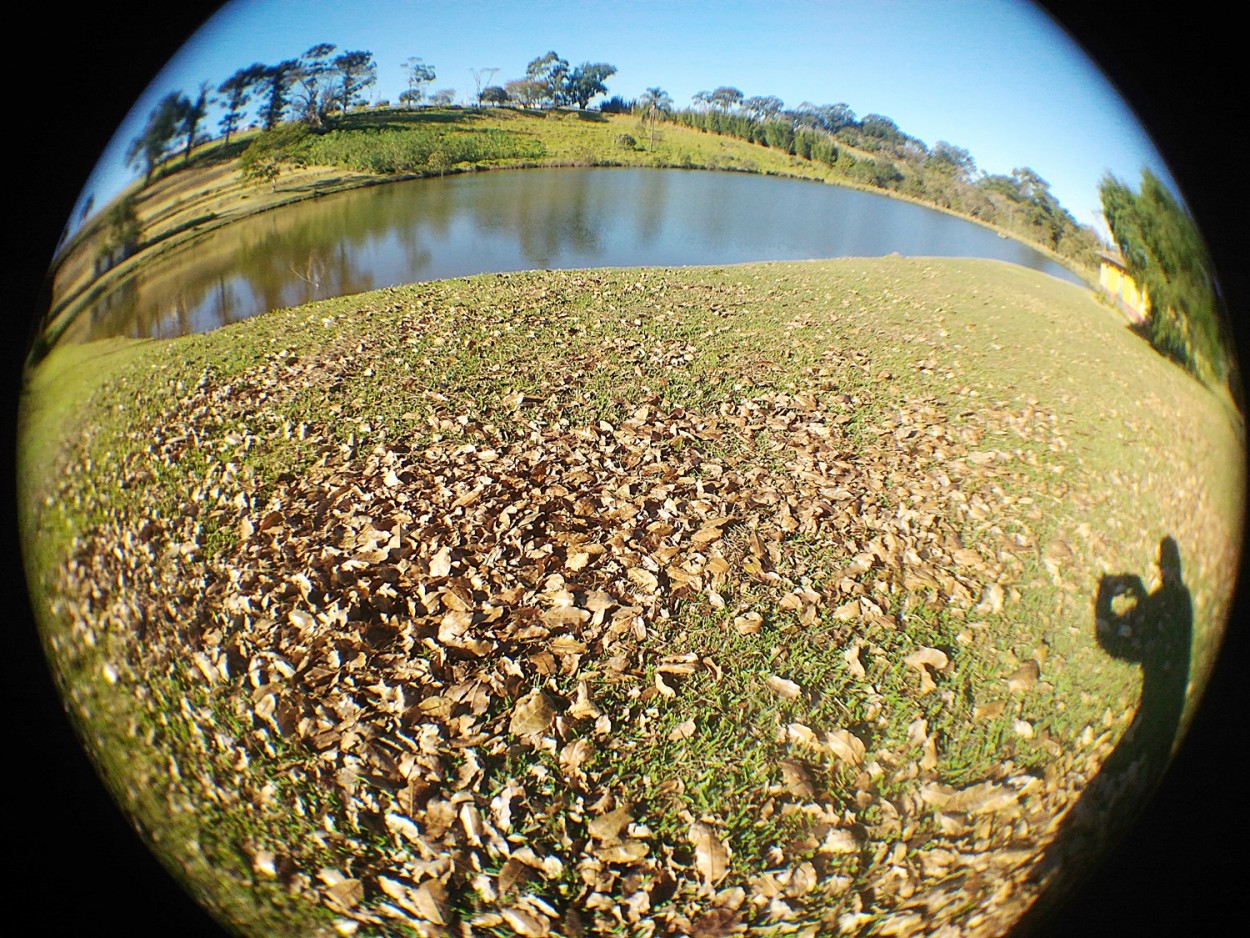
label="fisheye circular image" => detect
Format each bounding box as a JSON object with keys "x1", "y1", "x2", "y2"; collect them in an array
[{"x1": 14, "y1": 2, "x2": 1243, "y2": 936}]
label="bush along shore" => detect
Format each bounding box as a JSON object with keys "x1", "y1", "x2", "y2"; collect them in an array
[{"x1": 20, "y1": 258, "x2": 1243, "y2": 936}]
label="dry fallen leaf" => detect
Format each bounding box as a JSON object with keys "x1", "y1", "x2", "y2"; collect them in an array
[
  {"x1": 669, "y1": 719, "x2": 697, "y2": 741},
  {"x1": 903, "y1": 646, "x2": 949, "y2": 694},
  {"x1": 689, "y1": 822, "x2": 731, "y2": 885},
  {"x1": 510, "y1": 690, "x2": 556, "y2": 737},
  {"x1": 826, "y1": 729, "x2": 866, "y2": 766},
  {"x1": 766, "y1": 675, "x2": 802, "y2": 700},
  {"x1": 974, "y1": 699, "x2": 1006, "y2": 722},
  {"x1": 588, "y1": 806, "x2": 633, "y2": 843},
  {"x1": 975, "y1": 582, "x2": 1004, "y2": 615},
  {"x1": 779, "y1": 759, "x2": 816, "y2": 798},
  {"x1": 732, "y1": 611, "x2": 763, "y2": 635},
  {"x1": 1007, "y1": 659, "x2": 1040, "y2": 693},
  {"x1": 429, "y1": 545, "x2": 452, "y2": 578},
  {"x1": 844, "y1": 644, "x2": 866, "y2": 679},
  {"x1": 501, "y1": 907, "x2": 551, "y2": 937},
  {"x1": 411, "y1": 881, "x2": 448, "y2": 925}
]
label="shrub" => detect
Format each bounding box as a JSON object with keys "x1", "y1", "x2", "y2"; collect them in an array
[{"x1": 614, "y1": 133, "x2": 637, "y2": 150}]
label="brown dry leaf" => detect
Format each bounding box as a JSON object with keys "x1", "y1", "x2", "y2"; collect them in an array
[
  {"x1": 669, "y1": 719, "x2": 697, "y2": 741},
  {"x1": 909, "y1": 717, "x2": 940, "y2": 769},
  {"x1": 779, "y1": 759, "x2": 815, "y2": 798},
  {"x1": 974, "y1": 699, "x2": 1006, "y2": 721},
  {"x1": 766, "y1": 675, "x2": 802, "y2": 700},
  {"x1": 952, "y1": 547, "x2": 982, "y2": 567},
  {"x1": 410, "y1": 881, "x2": 448, "y2": 925},
  {"x1": 944, "y1": 781, "x2": 1019, "y2": 816},
  {"x1": 832, "y1": 598, "x2": 861, "y2": 621},
  {"x1": 844, "y1": 644, "x2": 866, "y2": 679},
  {"x1": 322, "y1": 878, "x2": 364, "y2": 912},
  {"x1": 1007, "y1": 659, "x2": 1040, "y2": 693},
  {"x1": 628, "y1": 567, "x2": 659, "y2": 592},
  {"x1": 588, "y1": 806, "x2": 633, "y2": 843},
  {"x1": 820, "y1": 828, "x2": 859, "y2": 855},
  {"x1": 785, "y1": 722, "x2": 820, "y2": 748},
  {"x1": 250, "y1": 848, "x2": 277, "y2": 878},
  {"x1": 826, "y1": 729, "x2": 866, "y2": 766},
  {"x1": 595, "y1": 840, "x2": 649, "y2": 863},
  {"x1": 509, "y1": 690, "x2": 556, "y2": 737},
  {"x1": 567, "y1": 681, "x2": 602, "y2": 721},
  {"x1": 501, "y1": 907, "x2": 551, "y2": 937},
  {"x1": 429, "y1": 545, "x2": 452, "y2": 578},
  {"x1": 903, "y1": 646, "x2": 949, "y2": 695},
  {"x1": 732, "y1": 611, "x2": 763, "y2": 635},
  {"x1": 497, "y1": 858, "x2": 531, "y2": 896},
  {"x1": 691, "y1": 521, "x2": 728, "y2": 546},
  {"x1": 437, "y1": 609, "x2": 491, "y2": 656},
  {"x1": 689, "y1": 822, "x2": 731, "y2": 886},
  {"x1": 975, "y1": 582, "x2": 1004, "y2": 615}
]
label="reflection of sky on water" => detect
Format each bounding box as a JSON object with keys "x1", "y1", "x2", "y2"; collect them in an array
[{"x1": 83, "y1": 169, "x2": 1086, "y2": 342}]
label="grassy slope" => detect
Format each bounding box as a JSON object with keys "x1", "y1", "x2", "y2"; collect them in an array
[{"x1": 19, "y1": 258, "x2": 1243, "y2": 936}]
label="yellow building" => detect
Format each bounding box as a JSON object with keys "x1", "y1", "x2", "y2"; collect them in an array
[{"x1": 1098, "y1": 249, "x2": 1149, "y2": 324}]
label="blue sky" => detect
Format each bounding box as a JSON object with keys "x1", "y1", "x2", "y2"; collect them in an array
[{"x1": 73, "y1": 0, "x2": 1174, "y2": 242}]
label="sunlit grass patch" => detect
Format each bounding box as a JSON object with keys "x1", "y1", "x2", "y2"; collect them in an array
[{"x1": 19, "y1": 258, "x2": 1243, "y2": 936}]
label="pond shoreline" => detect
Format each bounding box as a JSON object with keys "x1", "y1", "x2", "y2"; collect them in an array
[
  {"x1": 45, "y1": 162, "x2": 1094, "y2": 350},
  {"x1": 41, "y1": 111, "x2": 1095, "y2": 351}
]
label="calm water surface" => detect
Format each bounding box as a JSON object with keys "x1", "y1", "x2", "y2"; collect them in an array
[{"x1": 76, "y1": 168, "x2": 1088, "y2": 340}]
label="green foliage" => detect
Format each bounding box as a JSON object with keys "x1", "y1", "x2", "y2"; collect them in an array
[
  {"x1": 100, "y1": 196, "x2": 140, "y2": 261},
  {"x1": 258, "y1": 59, "x2": 300, "y2": 129},
  {"x1": 480, "y1": 85, "x2": 509, "y2": 106},
  {"x1": 761, "y1": 119, "x2": 795, "y2": 152},
  {"x1": 125, "y1": 92, "x2": 186, "y2": 184},
  {"x1": 525, "y1": 50, "x2": 570, "y2": 107},
  {"x1": 177, "y1": 83, "x2": 212, "y2": 162},
  {"x1": 613, "y1": 132, "x2": 638, "y2": 150},
  {"x1": 847, "y1": 154, "x2": 903, "y2": 189},
  {"x1": 565, "y1": 61, "x2": 617, "y2": 109},
  {"x1": 636, "y1": 87, "x2": 673, "y2": 151},
  {"x1": 402, "y1": 56, "x2": 436, "y2": 106},
  {"x1": 1099, "y1": 169, "x2": 1230, "y2": 384},
  {"x1": 238, "y1": 123, "x2": 311, "y2": 189},
  {"x1": 290, "y1": 43, "x2": 337, "y2": 127},
  {"x1": 301, "y1": 124, "x2": 543, "y2": 173},
  {"x1": 598, "y1": 95, "x2": 632, "y2": 114},
  {"x1": 926, "y1": 140, "x2": 976, "y2": 180},
  {"x1": 217, "y1": 63, "x2": 267, "y2": 143},
  {"x1": 331, "y1": 49, "x2": 377, "y2": 113}
]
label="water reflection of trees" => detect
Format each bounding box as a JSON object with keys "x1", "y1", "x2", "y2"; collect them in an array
[
  {"x1": 465, "y1": 170, "x2": 605, "y2": 268},
  {"x1": 73, "y1": 170, "x2": 1085, "y2": 342}
]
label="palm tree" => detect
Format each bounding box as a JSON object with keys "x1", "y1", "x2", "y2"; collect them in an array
[{"x1": 637, "y1": 86, "x2": 672, "y2": 151}]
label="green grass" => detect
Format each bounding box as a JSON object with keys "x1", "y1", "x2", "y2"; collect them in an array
[{"x1": 19, "y1": 258, "x2": 1244, "y2": 936}]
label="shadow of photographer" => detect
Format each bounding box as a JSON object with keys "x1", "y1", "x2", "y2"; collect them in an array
[
  {"x1": 1090, "y1": 535, "x2": 1193, "y2": 784},
  {"x1": 1015, "y1": 535, "x2": 1193, "y2": 935}
]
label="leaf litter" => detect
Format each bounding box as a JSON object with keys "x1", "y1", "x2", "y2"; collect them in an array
[{"x1": 27, "y1": 260, "x2": 1244, "y2": 937}]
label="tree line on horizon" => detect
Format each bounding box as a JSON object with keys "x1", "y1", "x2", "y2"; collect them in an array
[
  {"x1": 119, "y1": 43, "x2": 1098, "y2": 266},
  {"x1": 111, "y1": 41, "x2": 1231, "y2": 389}
]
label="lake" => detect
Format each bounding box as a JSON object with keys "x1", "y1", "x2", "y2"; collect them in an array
[{"x1": 72, "y1": 167, "x2": 1088, "y2": 341}]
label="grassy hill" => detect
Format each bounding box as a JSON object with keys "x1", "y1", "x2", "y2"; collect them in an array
[{"x1": 20, "y1": 257, "x2": 1243, "y2": 937}]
